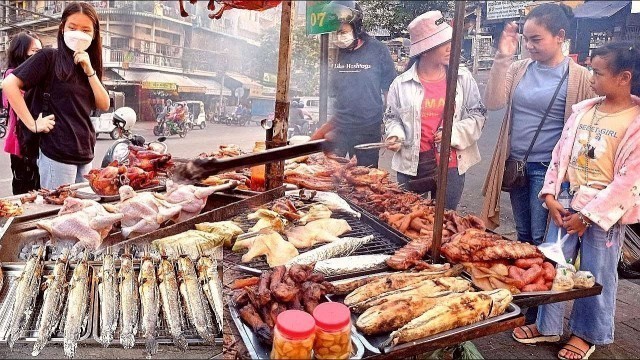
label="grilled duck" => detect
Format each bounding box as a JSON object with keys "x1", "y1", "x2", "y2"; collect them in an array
[
  {"x1": 8, "y1": 247, "x2": 45, "y2": 349},
  {"x1": 158, "y1": 258, "x2": 188, "y2": 351},
  {"x1": 95, "y1": 252, "x2": 119, "y2": 347},
  {"x1": 386, "y1": 289, "x2": 513, "y2": 346},
  {"x1": 32, "y1": 249, "x2": 70, "y2": 356},
  {"x1": 177, "y1": 256, "x2": 217, "y2": 344},
  {"x1": 63, "y1": 254, "x2": 91, "y2": 358},
  {"x1": 118, "y1": 252, "x2": 139, "y2": 349},
  {"x1": 139, "y1": 255, "x2": 161, "y2": 357},
  {"x1": 348, "y1": 277, "x2": 472, "y2": 313}
]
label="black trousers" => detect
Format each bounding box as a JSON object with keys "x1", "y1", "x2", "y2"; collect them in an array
[
  {"x1": 10, "y1": 154, "x2": 40, "y2": 195},
  {"x1": 331, "y1": 123, "x2": 382, "y2": 168}
]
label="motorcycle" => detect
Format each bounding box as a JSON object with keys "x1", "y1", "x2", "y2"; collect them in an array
[
  {"x1": 153, "y1": 111, "x2": 189, "y2": 138},
  {"x1": 289, "y1": 113, "x2": 314, "y2": 137},
  {"x1": 226, "y1": 113, "x2": 249, "y2": 126},
  {"x1": 102, "y1": 109, "x2": 167, "y2": 167}
]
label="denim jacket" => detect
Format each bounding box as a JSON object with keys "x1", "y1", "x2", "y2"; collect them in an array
[{"x1": 384, "y1": 64, "x2": 487, "y2": 176}]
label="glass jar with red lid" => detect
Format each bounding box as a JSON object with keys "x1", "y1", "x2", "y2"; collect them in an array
[
  {"x1": 271, "y1": 310, "x2": 316, "y2": 359},
  {"x1": 312, "y1": 302, "x2": 352, "y2": 359}
]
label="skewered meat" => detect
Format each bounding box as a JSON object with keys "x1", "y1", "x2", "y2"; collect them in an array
[
  {"x1": 199, "y1": 144, "x2": 245, "y2": 159},
  {"x1": 271, "y1": 199, "x2": 303, "y2": 222},
  {"x1": 0, "y1": 199, "x2": 23, "y2": 217},
  {"x1": 37, "y1": 198, "x2": 124, "y2": 250},
  {"x1": 85, "y1": 161, "x2": 158, "y2": 196},
  {"x1": 288, "y1": 264, "x2": 314, "y2": 283},
  {"x1": 301, "y1": 281, "x2": 325, "y2": 314},
  {"x1": 285, "y1": 218, "x2": 352, "y2": 248},
  {"x1": 128, "y1": 145, "x2": 173, "y2": 173},
  {"x1": 257, "y1": 271, "x2": 272, "y2": 306},
  {"x1": 442, "y1": 229, "x2": 543, "y2": 262},
  {"x1": 386, "y1": 240, "x2": 432, "y2": 270},
  {"x1": 158, "y1": 181, "x2": 220, "y2": 222},
  {"x1": 285, "y1": 175, "x2": 336, "y2": 191},
  {"x1": 343, "y1": 167, "x2": 388, "y2": 186},
  {"x1": 241, "y1": 230, "x2": 299, "y2": 267},
  {"x1": 201, "y1": 172, "x2": 250, "y2": 188}
]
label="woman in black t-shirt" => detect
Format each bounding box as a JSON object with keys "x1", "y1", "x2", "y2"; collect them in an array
[{"x1": 2, "y1": 2, "x2": 109, "y2": 190}]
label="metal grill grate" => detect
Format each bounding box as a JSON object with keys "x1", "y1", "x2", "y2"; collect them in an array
[
  {"x1": 91, "y1": 263, "x2": 223, "y2": 346},
  {"x1": 0, "y1": 263, "x2": 94, "y2": 343},
  {"x1": 226, "y1": 196, "x2": 408, "y2": 275}
]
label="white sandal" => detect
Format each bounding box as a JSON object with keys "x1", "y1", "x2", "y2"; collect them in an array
[{"x1": 512, "y1": 325, "x2": 560, "y2": 344}]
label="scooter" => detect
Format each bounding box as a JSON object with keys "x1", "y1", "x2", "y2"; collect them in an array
[
  {"x1": 153, "y1": 111, "x2": 189, "y2": 138},
  {"x1": 288, "y1": 113, "x2": 314, "y2": 137},
  {"x1": 102, "y1": 111, "x2": 167, "y2": 167}
]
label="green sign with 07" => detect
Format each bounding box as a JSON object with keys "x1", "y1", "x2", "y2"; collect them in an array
[{"x1": 306, "y1": 1, "x2": 340, "y2": 35}]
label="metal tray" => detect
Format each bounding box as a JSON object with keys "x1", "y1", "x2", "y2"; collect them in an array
[
  {"x1": 90, "y1": 261, "x2": 223, "y2": 346},
  {"x1": 0, "y1": 262, "x2": 95, "y2": 344},
  {"x1": 324, "y1": 292, "x2": 521, "y2": 355},
  {"x1": 75, "y1": 183, "x2": 167, "y2": 203},
  {"x1": 228, "y1": 303, "x2": 365, "y2": 360},
  {"x1": 230, "y1": 195, "x2": 410, "y2": 280}
]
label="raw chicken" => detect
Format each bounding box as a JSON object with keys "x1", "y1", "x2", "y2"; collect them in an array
[
  {"x1": 241, "y1": 230, "x2": 299, "y2": 267},
  {"x1": 247, "y1": 209, "x2": 287, "y2": 233},
  {"x1": 285, "y1": 218, "x2": 352, "y2": 248},
  {"x1": 103, "y1": 186, "x2": 182, "y2": 238},
  {"x1": 158, "y1": 180, "x2": 219, "y2": 222},
  {"x1": 37, "y1": 198, "x2": 124, "y2": 250}
]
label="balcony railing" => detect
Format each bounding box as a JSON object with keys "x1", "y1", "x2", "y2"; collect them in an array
[{"x1": 108, "y1": 49, "x2": 182, "y2": 69}]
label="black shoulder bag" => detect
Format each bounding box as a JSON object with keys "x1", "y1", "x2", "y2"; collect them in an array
[
  {"x1": 501, "y1": 67, "x2": 569, "y2": 192},
  {"x1": 15, "y1": 60, "x2": 56, "y2": 161}
]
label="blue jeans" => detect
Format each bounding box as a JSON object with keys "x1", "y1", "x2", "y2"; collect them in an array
[
  {"x1": 38, "y1": 150, "x2": 92, "y2": 189},
  {"x1": 536, "y1": 219, "x2": 625, "y2": 345},
  {"x1": 397, "y1": 168, "x2": 466, "y2": 210},
  {"x1": 508, "y1": 162, "x2": 549, "y2": 246}
]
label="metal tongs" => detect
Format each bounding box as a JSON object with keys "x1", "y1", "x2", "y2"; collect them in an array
[{"x1": 353, "y1": 140, "x2": 404, "y2": 150}]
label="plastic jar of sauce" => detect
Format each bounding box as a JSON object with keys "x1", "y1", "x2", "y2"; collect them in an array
[
  {"x1": 271, "y1": 310, "x2": 315, "y2": 359},
  {"x1": 312, "y1": 302, "x2": 352, "y2": 359}
]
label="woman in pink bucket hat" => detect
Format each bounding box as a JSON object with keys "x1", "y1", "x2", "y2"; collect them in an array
[{"x1": 384, "y1": 10, "x2": 486, "y2": 210}]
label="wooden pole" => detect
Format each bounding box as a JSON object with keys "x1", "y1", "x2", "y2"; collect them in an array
[
  {"x1": 265, "y1": 1, "x2": 295, "y2": 190},
  {"x1": 472, "y1": 5, "x2": 481, "y2": 75},
  {"x1": 431, "y1": 0, "x2": 466, "y2": 263}
]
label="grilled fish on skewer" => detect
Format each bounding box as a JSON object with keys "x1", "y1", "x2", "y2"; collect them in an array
[
  {"x1": 285, "y1": 236, "x2": 374, "y2": 266},
  {"x1": 32, "y1": 249, "x2": 70, "y2": 356},
  {"x1": 95, "y1": 251, "x2": 119, "y2": 347},
  {"x1": 314, "y1": 254, "x2": 391, "y2": 277},
  {"x1": 63, "y1": 253, "x2": 91, "y2": 359},
  {"x1": 197, "y1": 256, "x2": 224, "y2": 331},
  {"x1": 177, "y1": 256, "x2": 217, "y2": 344},
  {"x1": 158, "y1": 257, "x2": 188, "y2": 351},
  {"x1": 385, "y1": 289, "x2": 513, "y2": 346},
  {"x1": 139, "y1": 254, "x2": 160, "y2": 356},
  {"x1": 118, "y1": 251, "x2": 139, "y2": 349},
  {"x1": 8, "y1": 246, "x2": 45, "y2": 348}
]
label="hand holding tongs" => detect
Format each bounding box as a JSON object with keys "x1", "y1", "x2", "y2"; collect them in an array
[{"x1": 354, "y1": 139, "x2": 404, "y2": 150}]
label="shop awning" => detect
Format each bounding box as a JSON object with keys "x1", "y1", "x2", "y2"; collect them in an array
[
  {"x1": 112, "y1": 69, "x2": 206, "y2": 93},
  {"x1": 574, "y1": 0, "x2": 630, "y2": 19},
  {"x1": 192, "y1": 77, "x2": 232, "y2": 96},
  {"x1": 225, "y1": 72, "x2": 264, "y2": 97}
]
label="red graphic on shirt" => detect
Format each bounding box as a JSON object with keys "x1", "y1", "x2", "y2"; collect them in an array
[{"x1": 419, "y1": 77, "x2": 457, "y2": 168}]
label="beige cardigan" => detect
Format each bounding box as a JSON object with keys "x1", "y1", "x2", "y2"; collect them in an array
[{"x1": 480, "y1": 51, "x2": 594, "y2": 229}]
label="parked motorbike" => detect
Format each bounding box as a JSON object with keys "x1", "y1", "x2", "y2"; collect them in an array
[
  {"x1": 227, "y1": 113, "x2": 249, "y2": 126},
  {"x1": 102, "y1": 107, "x2": 168, "y2": 167}
]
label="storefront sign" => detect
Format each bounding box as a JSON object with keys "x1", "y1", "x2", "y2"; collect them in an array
[
  {"x1": 306, "y1": 1, "x2": 340, "y2": 35},
  {"x1": 142, "y1": 81, "x2": 176, "y2": 91},
  {"x1": 486, "y1": 1, "x2": 532, "y2": 20},
  {"x1": 263, "y1": 72, "x2": 277, "y2": 85}
]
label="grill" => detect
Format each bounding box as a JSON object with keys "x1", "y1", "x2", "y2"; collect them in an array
[
  {"x1": 91, "y1": 262, "x2": 223, "y2": 346},
  {"x1": 0, "y1": 263, "x2": 95, "y2": 344},
  {"x1": 226, "y1": 194, "x2": 410, "y2": 279}
]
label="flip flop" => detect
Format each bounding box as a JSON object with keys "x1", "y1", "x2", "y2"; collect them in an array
[
  {"x1": 512, "y1": 325, "x2": 561, "y2": 344},
  {"x1": 558, "y1": 339, "x2": 596, "y2": 360}
]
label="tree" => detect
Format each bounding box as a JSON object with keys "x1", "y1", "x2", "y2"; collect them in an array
[
  {"x1": 259, "y1": 25, "x2": 321, "y2": 96},
  {"x1": 360, "y1": 1, "x2": 453, "y2": 38}
]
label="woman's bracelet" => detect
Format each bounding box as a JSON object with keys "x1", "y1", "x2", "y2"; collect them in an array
[
  {"x1": 87, "y1": 71, "x2": 96, "y2": 77},
  {"x1": 578, "y1": 212, "x2": 592, "y2": 228}
]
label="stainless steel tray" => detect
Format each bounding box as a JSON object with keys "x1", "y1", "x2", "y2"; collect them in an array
[
  {"x1": 0, "y1": 262, "x2": 95, "y2": 344},
  {"x1": 228, "y1": 303, "x2": 365, "y2": 360},
  {"x1": 90, "y1": 261, "x2": 223, "y2": 346},
  {"x1": 324, "y1": 293, "x2": 521, "y2": 355}
]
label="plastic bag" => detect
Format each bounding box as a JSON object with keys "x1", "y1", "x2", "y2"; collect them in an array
[
  {"x1": 538, "y1": 227, "x2": 573, "y2": 268},
  {"x1": 573, "y1": 271, "x2": 595, "y2": 289},
  {"x1": 552, "y1": 266, "x2": 575, "y2": 291}
]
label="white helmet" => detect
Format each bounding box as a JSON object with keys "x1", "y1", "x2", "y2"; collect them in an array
[{"x1": 112, "y1": 106, "x2": 136, "y2": 131}]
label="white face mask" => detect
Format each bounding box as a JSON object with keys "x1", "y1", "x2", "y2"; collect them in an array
[
  {"x1": 63, "y1": 30, "x2": 93, "y2": 52},
  {"x1": 334, "y1": 32, "x2": 355, "y2": 49}
]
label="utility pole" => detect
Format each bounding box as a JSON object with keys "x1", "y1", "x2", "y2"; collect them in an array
[{"x1": 472, "y1": 5, "x2": 481, "y2": 75}]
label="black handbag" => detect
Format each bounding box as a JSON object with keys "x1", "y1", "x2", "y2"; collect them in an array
[{"x1": 502, "y1": 67, "x2": 569, "y2": 192}]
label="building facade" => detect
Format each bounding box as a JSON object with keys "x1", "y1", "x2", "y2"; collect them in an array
[{"x1": 0, "y1": 0, "x2": 277, "y2": 121}]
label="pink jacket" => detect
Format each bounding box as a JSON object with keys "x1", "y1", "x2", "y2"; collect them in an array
[
  {"x1": 2, "y1": 68, "x2": 22, "y2": 157},
  {"x1": 539, "y1": 95, "x2": 640, "y2": 231}
]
